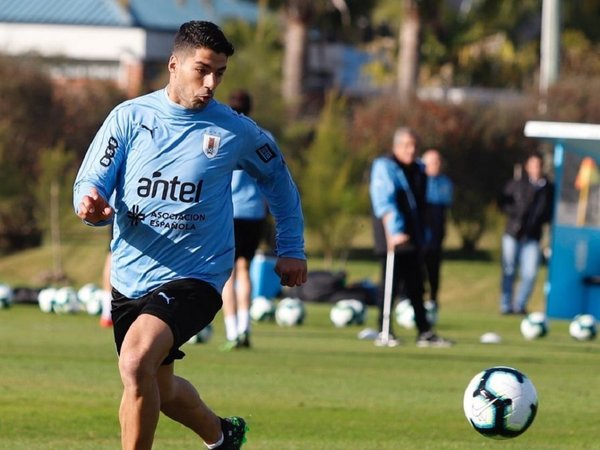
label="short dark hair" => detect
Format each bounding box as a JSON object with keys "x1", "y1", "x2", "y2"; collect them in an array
[
  {"x1": 172, "y1": 21, "x2": 234, "y2": 57},
  {"x1": 228, "y1": 89, "x2": 252, "y2": 115},
  {"x1": 525, "y1": 151, "x2": 543, "y2": 164}
]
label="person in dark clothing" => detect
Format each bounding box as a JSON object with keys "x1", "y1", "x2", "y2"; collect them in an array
[
  {"x1": 422, "y1": 149, "x2": 453, "y2": 308},
  {"x1": 369, "y1": 127, "x2": 453, "y2": 347},
  {"x1": 498, "y1": 151, "x2": 554, "y2": 315}
]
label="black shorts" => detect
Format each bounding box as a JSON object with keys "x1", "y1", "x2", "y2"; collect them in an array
[
  {"x1": 234, "y1": 218, "x2": 265, "y2": 261},
  {"x1": 111, "y1": 278, "x2": 222, "y2": 365}
]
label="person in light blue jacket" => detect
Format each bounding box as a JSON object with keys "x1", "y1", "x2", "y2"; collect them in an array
[
  {"x1": 422, "y1": 149, "x2": 453, "y2": 308},
  {"x1": 221, "y1": 89, "x2": 269, "y2": 350},
  {"x1": 73, "y1": 21, "x2": 306, "y2": 450}
]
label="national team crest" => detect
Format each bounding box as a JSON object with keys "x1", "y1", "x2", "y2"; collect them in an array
[{"x1": 202, "y1": 134, "x2": 221, "y2": 159}]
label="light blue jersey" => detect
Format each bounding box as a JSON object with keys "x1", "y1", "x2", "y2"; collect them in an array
[
  {"x1": 231, "y1": 170, "x2": 266, "y2": 219},
  {"x1": 426, "y1": 174, "x2": 453, "y2": 206},
  {"x1": 74, "y1": 88, "x2": 304, "y2": 298}
]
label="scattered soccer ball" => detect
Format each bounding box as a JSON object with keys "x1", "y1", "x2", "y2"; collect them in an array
[
  {"x1": 275, "y1": 297, "x2": 305, "y2": 327},
  {"x1": 38, "y1": 287, "x2": 56, "y2": 313},
  {"x1": 249, "y1": 296, "x2": 276, "y2": 322},
  {"x1": 77, "y1": 283, "x2": 104, "y2": 315},
  {"x1": 0, "y1": 283, "x2": 14, "y2": 309},
  {"x1": 394, "y1": 299, "x2": 437, "y2": 329},
  {"x1": 520, "y1": 312, "x2": 548, "y2": 340},
  {"x1": 463, "y1": 366, "x2": 538, "y2": 439},
  {"x1": 53, "y1": 286, "x2": 79, "y2": 314},
  {"x1": 330, "y1": 299, "x2": 366, "y2": 327},
  {"x1": 569, "y1": 314, "x2": 597, "y2": 341},
  {"x1": 187, "y1": 324, "x2": 214, "y2": 344}
]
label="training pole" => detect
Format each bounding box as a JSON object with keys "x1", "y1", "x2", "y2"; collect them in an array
[{"x1": 377, "y1": 249, "x2": 395, "y2": 346}]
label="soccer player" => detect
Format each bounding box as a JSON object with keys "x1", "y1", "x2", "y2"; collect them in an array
[
  {"x1": 73, "y1": 21, "x2": 307, "y2": 450},
  {"x1": 221, "y1": 89, "x2": 268, "y2": 350}
]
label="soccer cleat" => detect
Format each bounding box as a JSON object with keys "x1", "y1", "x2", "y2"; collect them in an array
[
  {"x1": 237, "y1": 332, "x2": 251, "y2": 348},
  {"x1": 220, "y1": 340, "x2": 239, "y2": 352},
  {"x1": 416, "y1": 331, "x2": 454, "y2": 348},
  {"x1": 99, "y1": 317, "x2": 113, "y2": 328},
  {"x1": 218, "y1": 416, "x2": 248, "y2": 449}
]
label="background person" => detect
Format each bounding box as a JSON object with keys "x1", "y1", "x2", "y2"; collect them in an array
[
  {"x1": 221, "y1": 89, "x2": 268, "y2": 350},
  {"x1": 73, "y1": 20, "x2": 307, "y2": 450},
  {"x1": 498, "y1": 151, "x2": 554, "y2": 315},
  {"x1": 422, "y1": 149, "x2": 453, "y2": 308},
  {"x1": 369, "y1": 127, "x2": 453, "y2": 348}
]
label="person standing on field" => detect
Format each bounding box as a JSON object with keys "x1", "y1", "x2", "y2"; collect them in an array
[
  {"x1": 73, "y1": 20, "x2": 306, "y2": 450},
  {"x1": 498, "y1": 151, "x2": 553, "y2": 315},
  {"x1": 422, "y1": 149, "x2": 453, "y2": 308},
  {"x1": 220, "y1": 89, "x2": 269, "y2": 350},
  {"x1": 369, "y1": 127, "x2": 453, "y2": 348}
]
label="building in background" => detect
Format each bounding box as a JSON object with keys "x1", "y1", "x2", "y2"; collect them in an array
[{"x1": 0, "y1": 0, "x2": 259, "y2": 97}]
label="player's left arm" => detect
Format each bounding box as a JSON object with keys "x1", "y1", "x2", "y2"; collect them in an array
[{"x1": 237, "y1": 127, "x2": 307, "y2": 287}]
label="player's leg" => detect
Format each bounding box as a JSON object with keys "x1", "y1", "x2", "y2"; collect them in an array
[
  {"x1": 514, "y1": 239, "x2": 541, "y2": 314},
  {"x1": 118, "y1": 313, "x2": 174, "y2": 450},
  {"x1": 234, "y1": 256, "x2": 252, "y2": 346},
  {"x1": 500, "y1": 234, "x2": 518, "y2": 314},
  {"x1": 157, "y1": 363, "x2": 223, "y2": 445},
  {"x1": 221, "y1": 269, "x2": 240, "y2": 347}
]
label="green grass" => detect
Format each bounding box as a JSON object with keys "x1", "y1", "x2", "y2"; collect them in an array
[{"x1": 1, "y1": 286, "x2": 599, "y2": 450}]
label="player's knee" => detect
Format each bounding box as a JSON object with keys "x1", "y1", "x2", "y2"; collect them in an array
[{"x1": 118, "y1": 352, "x2": 156, "y2": 389}]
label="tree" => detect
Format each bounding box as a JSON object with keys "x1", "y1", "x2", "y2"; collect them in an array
[{"x1": 300, "y1": 91, "x2": 369, "y2": 264}]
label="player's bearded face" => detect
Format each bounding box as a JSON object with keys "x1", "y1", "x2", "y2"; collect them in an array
[{"x1": 168, "y1": 48, "x2": 228, "y2": 110}]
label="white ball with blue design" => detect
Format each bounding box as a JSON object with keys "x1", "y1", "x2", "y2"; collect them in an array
[
  {"x1": 53, "y1": 286, "x2": 79, "y2": 314},
  {"x1": 330, "y1": 299, "x2": 366, "y2": 327},
  {"x1": 520, "y1": 312, "x2": 548, "y2": 340},
  {"x1": 38, "y1": 287, "x2": 57, "y2": 313},
  {"x1": 0, "y1": 283, "x2": 13, "y2": 309},
  {"x1": 77, "y1": 283, "x2": 103, "y2": 315},
  {"x1": 569, "y1": 314, "x2": 597, "y2": 341},
  {"x1": 275, "y1": 297, "x2": 305, "y2": 327},
  {"x1": 394, "y1": 299, "x2": 437, "y2": 329},
  {"x1": 463, "y1": 366, "x2": 538, "y2": 439},
  {"x1": 187, "y1": 323, "x2": 214, "y2": 344},
  {"x1": 250, "y1": 296, "x2": 276, "y2": 322}
]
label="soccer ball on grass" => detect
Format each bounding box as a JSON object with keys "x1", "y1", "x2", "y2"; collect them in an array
[
  {"x1": 275, "y1": 297, "x2": 305, "y2": 326},
  {"x1": 249, "y1": 296, "x2": 276, "y2": 322},
  {"x1": 330, "y1": 299, "x2": 366, "y2": 327},
  {"x1": 569, "y1": 314, "x2": 597, "y2": 341},
  {"x1": 187, "y1": 324, "x2": 214, "y2": 344},
  {"x1": 0, "y1": 283, "x2": 14, "y2": 309},
  {"x1": 463, "y1": 366, "x2": 538, "y2": 439},
  {"x1": 520, "y1": 312, "x2": 548, "y2": 340}
]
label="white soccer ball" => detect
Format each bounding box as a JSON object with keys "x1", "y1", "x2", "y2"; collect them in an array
[
  {"x1": 463, "y1": 366, "x2": 538, "y2": 439},
  {"x1": 38, "y1": 287, "x2": 57, "y2": 313},
  {"x1": 53, "y1": 286, "x2": 78, "y2": 314},
  {"x1": 330, "y1": 299, "x2": 366, "y2": 327},
  {"x1": 394, "y1": 299, "x2": 437, "y2": 329},
  {"x1": 77, "y1": 283, "x2": 99, "y2": 304},
  {"x1": 520, "y1": 312, "x2": 548, "y2": 340},
  {"x1": 569, "y1": 314, "x2": 597, "y2": 341},
  {"x1": 249, "y1": 296, "x2": 276, "y2": 322},
  {"x1": 0, "y1": 283, "x2": 14, "y2": 309},
  {"x1": 275, "y1": 297, "x2": 305, "y2": 327},
  {"x1": 187, "y1": 324, "x2": 214, "y2": 344}
]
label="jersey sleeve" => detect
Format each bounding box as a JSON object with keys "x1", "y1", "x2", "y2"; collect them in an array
[
  {"x1": 236, "y1": 126, "x2": 305, "y2": 260},
  {"x1": 369, "y1": 158, "x2": 406, "y2": 235},
  {"x1": 72, "y1": 107, "x2": 128, "y2": 226}
]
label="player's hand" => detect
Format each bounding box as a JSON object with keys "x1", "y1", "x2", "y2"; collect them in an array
[
  {"x1": 388, "y1": 233, "x2": 410, "y2": 250},
  {"x1": 275, "y1": 257, "x2": 308, "y2": 287},
  {"x1": 77, "y1": 187, "x2": 113, "y2": 224}
]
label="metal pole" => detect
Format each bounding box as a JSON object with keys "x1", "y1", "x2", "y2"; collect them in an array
[{"x1": 539, "y1": 0, "x2": 560, "y2": 112}]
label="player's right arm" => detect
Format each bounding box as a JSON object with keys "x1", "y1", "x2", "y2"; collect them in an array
[{"x1": 73, "y1": 108, "x2": 128, "y2": 226}]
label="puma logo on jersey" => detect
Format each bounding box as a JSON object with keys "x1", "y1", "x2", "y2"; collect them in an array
[
  {"x1": 141, "y1": 124, "x2": 158, "y2": 138},
  {"x1": 158, "y1": 292, "x2": 174, "y2": 305}
]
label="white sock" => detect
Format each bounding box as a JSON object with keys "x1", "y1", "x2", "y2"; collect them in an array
[
  {"x1": 205, "y1": 433, "x2": 224, "y2": 449},
  {"x1": 237, "y1": 309, "x2": 250, "y2": 335},
  {"x1": 224, "y1": 314, "x2": 238, "y2": 341},
  {"x1": 100, "y1": 290, "x2": 112, "y2": 320}
]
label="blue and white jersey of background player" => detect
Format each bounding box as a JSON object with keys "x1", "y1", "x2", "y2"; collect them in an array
[
  {"x1": 73, "y1": 88, "x2": 304, "y2": 299},
  {"x1": 230, "y1": 128, "x2": 273, "y2": 220}
]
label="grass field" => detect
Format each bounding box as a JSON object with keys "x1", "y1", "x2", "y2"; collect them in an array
[{"x1": 1, "y1": 265, "x2": 599, "y2": 450}]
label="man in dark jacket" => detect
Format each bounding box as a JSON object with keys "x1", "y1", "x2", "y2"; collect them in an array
[
  {"x1": 498, "y1": 151, "x2": 554, "y2": 314},
  {"x1": 370, "y1": 127, "x2": 453, "y2": 347}
]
